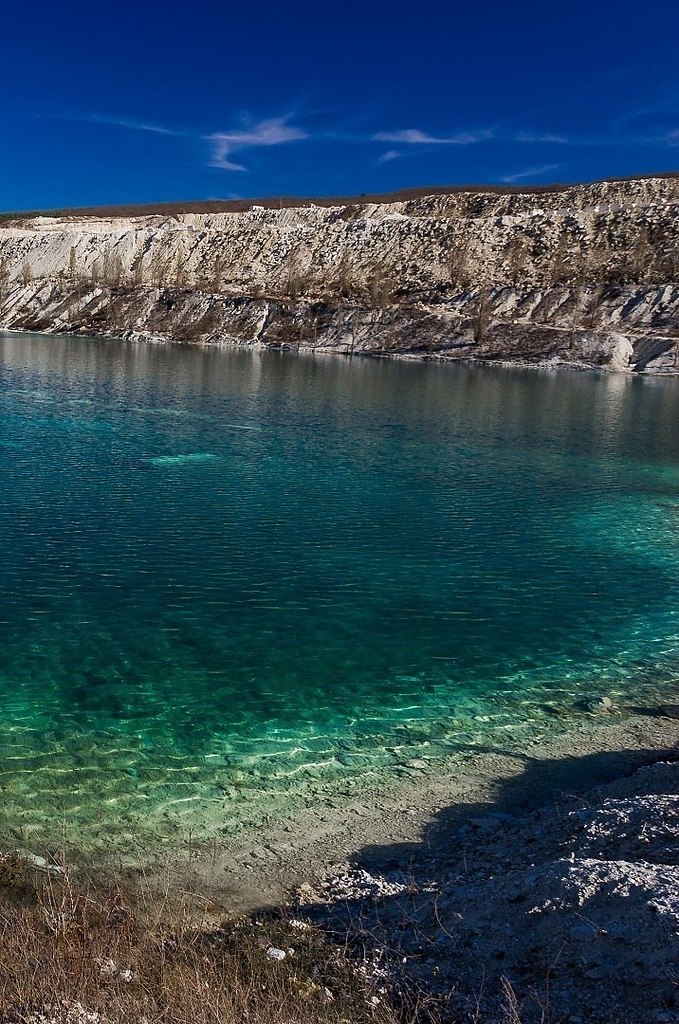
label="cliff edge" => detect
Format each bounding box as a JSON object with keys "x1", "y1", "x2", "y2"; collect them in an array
[{"x1": 1, "y1": 176, "x2": 677, "y2": 372}]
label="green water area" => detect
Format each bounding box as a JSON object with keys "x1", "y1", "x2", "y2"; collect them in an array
[{"x1": 0, "y1": 332, "x2": 677, "y2": 852}]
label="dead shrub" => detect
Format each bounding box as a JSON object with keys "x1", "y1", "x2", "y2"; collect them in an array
[
  {"x1": 472, "y1": 289, "x2": 493, "y2": 342},
  {"x1": 367, "y1": 263, "x2": 394, "y2": 309}
]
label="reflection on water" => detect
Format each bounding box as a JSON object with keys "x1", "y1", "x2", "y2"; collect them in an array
[{"x1": 0, "y1": 332, "x2": 677, "y2": 851}]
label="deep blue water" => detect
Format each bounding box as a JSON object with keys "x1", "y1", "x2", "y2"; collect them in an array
[{"x1": 0, "y1": 332, "x2": 677, "y2": 848}]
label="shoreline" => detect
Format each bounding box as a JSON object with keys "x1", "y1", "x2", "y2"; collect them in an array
[
  {"x1": 3, "y1": 323, "x2": 679, "y2": 377},
  {"x1": 112, "y1": 706, "x2": 678, "y2": 915},
  {"x1": 294, "y1": 722, "x2": 679, "y2": 1024},
  {"x1": 0, "y1": 329, "x2": 676, "y2": 908},
  {"x1": 1, "y1": 175, "x2": 677, "y2": 378},
  {"x1": 3, "y1": 712, "x2": 676, "y2": 1024}
]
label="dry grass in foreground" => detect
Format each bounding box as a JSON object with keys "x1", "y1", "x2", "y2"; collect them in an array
[{"x1": 0, "y1": 855, "x2": 421, "y2": 1024}]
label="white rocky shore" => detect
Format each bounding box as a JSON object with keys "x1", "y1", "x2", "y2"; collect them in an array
[
  {"x1": 2, "y1": 715, "x2": 677, "y2": 1024},
  {"x1": 1, "y1": 176, "x2": 677, "y2": 372},
  {"x1": 296, "y1": 754, "x2": 679, "y2": 1023}
]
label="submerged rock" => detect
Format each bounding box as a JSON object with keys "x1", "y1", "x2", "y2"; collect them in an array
[{"x1": 576, "y1": 695, "x2": 615, "y2": 714}]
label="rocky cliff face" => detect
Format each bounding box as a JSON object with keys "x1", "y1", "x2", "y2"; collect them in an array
[{"x1": 1, "y1": 176, "x2": 678, "y2": 372}]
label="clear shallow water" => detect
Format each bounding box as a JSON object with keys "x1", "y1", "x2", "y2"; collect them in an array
[{"x1": 0, "y1": 332, "x2": 677, "y2": 851}]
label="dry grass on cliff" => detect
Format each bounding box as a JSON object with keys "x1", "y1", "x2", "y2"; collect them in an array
[
  {"x1": 5, "y1": 171, "x2": 679, "y2": 227},
  {"x1": 0, "y1": 857, "x2": 412, "y2": 1024},
  {"x1": 4, "y1": 171, "x2": 678, "y2": 224}
]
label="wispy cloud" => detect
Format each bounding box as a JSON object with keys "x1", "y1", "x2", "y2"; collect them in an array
[
  {"x1": 372, "y1": 121, "x2": 679, "y2": 152},
  {"x1": 612, "y1": 91, "x2": 679, "y2": 131},
  {"x1": 551, "y1": 131, "x2": 678, "y2": 148},
  {"x1": 206, "y1": 117, "x2": 307, "y2": 171},
  {"x1": 60, "y1": 110, "x2": 308, "y2": 171},
  {"x1": 45, "y1": 105, "x2": 679, "y2": 188},
  {"x1": 511, "y1": 123, "x2": 679, "y2": 149},
  {"x1": 500, "y1": 163, "x2": 561, "y2": 184},
  {"x1": 79, "y1": 113, "x2": 183, "y2": 136},
  {"x1": 513, "y1": 130, "x2": 570, "y2": 144},
  {"x1": 373, "y1": 127, "x2": 493, "y2": 145}
]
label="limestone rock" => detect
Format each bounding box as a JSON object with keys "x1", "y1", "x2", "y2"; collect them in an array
[{"x1": 1, "y1": 176, "x2": 677, "y2": 373}]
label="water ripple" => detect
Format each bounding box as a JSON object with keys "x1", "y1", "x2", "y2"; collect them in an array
[{"x1": 0, "y1": 333, "x2": 677, "y2": 849}]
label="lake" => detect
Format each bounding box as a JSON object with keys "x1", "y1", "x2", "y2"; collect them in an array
[{"x1": 0, "y1": 332, "x2": 677, "y2": 852}]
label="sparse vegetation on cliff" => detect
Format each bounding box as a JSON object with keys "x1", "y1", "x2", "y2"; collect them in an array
[{"x1": 0, "y1": 175, "x2": 677, "y2": 372}]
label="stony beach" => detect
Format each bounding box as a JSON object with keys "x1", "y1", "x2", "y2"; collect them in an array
[
  {"x1": 117, "y1": 704, "x2": 678, "y2": 1023},
  {"x1": 151, "y1": 705, "x2": 678, "y2": 909}
]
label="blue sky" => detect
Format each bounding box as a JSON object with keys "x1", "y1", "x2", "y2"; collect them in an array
[{"x1": 2, "y1": 0, "x2": 678, "y2": 210}]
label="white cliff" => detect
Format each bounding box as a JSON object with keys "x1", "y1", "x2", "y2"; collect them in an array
[{"x1": 1, "y1": 176, "x2": 677, "y2": 372}]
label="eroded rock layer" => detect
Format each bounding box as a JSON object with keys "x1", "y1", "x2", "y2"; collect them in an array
[{"x1": 1, "y1": 176, "x2": 677, "y2": 371}]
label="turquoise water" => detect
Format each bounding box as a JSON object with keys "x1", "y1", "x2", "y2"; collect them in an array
[{"x1": 0, "y1": 332, "x2": 677, "y2": 850}]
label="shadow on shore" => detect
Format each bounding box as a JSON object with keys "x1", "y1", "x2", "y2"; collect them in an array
[{"x1": 292, "y1": 738, "x2": 679, "y2": 1023}]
